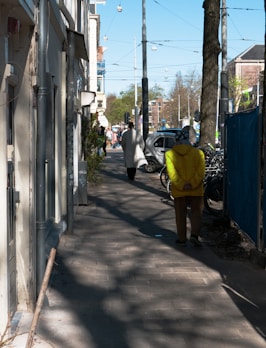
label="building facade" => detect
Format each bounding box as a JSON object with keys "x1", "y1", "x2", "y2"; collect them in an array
[
  {"x1": 227, "y1": 44, "x2": 265, "y2": 111},
  {"x1": 0, "y1": 0, "x2": 105, "y2": 337}
]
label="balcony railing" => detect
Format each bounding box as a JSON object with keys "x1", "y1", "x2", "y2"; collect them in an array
[{"x1": 97, "y1": 60, "x2": 105, "y2": 76}]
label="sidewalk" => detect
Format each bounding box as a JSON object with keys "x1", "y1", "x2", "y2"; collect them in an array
[{"x1": 10, "y1": 148, "x2": 266, "y2": 347}]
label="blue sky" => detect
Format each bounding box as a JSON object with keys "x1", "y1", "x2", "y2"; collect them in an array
[{"x1": 96, "y1": 0, "x2": 264, "y2": 96}]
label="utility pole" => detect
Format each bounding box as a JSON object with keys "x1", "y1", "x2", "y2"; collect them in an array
[
  {"x1": 142, "y1": 0, "x2": 149, "y2": 140},
  {"x1": 220, "y1": 0, "x2": 228, "y2": 218},
  {"x1": 220, "y1": 0, "x2": 228, "y2": 148},
  {"x1": 134, "y1": 37, "x2": 139, "y2": 132}
]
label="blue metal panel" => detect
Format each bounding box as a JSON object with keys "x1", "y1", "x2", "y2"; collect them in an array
[{"x1": 226, "y1": 108, "x2": 260, "y2": 244}]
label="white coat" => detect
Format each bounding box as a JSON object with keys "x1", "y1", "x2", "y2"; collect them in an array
[{"x1": 121, "y1": 128, "x2": 148, "y2": 168}]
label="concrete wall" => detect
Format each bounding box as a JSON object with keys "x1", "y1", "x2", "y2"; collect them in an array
[
  {"x1": 0, "y1": 2, "x2": 36, "y2": 334},
  {"x1": 15, "y1": 24, "x2": 37, "y2": 313},
  {"x1": 0, "y1": 0, "x2": 68, "y2": 336},
  {"x1": 0, "y1": 0, "x2": 96, "y2": 337}
]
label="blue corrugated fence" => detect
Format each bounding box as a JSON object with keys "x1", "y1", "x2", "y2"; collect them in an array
[{"x1": 226, "y1": 108, "x2": 262, "y2": 245}]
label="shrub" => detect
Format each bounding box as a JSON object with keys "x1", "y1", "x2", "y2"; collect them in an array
[{"x1": 84, "y1": 122, "x2": 105, "y2": 183}]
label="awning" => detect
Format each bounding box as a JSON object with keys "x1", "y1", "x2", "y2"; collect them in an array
[{"x1": 68, "y1": 29, "x2": 89, "y2": 61}]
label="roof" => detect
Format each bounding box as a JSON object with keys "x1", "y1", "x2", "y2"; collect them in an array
[{"x1": 234, "y1": 44, "x2": 264, "y2": 61}]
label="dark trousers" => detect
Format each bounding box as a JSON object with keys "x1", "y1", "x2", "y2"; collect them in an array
[
  {"x1": 127, "y1": 168, "x2": 136, "y2": 180},
  {"x1": 102, "y1": 142, "x2": 107, "y2": 156},
  {"x1": 174, "y1": 196, "x2": 203, "y2": 241}
]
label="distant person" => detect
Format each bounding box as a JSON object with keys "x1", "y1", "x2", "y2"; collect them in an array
[
  {"x1": 165, "y1": 126, "x2": 205, "y2": 246},
  {"x1": 100, "y1": 126, "x2": 107, "y2": 156},
  {"x1": 106, "y1": 128, "x2": 113, "y2": 148},
  {"x1": 117, "y1": 128, "x2": 123, "y2": 145},
  {"x1": 111, "y1": 131, "x2": 118, "y2": 148},
  {"x1": 121, "y1": 122, "x2": 147, "y2": 180}
]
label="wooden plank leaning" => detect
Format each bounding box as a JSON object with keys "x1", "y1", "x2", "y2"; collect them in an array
[{"x1": 26, "y1": 247, "x2": 57, "y2": 348}]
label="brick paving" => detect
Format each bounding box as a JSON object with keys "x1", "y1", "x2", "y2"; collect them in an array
[{"x1": 10, "y1": 148, "x2": 266, "y2": 347}]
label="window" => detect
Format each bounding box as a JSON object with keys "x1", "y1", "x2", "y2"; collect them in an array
[
  {"x1": 154, "y1": 137, "x2": 164, "y2": 147},
  {"x1": 165, "y1": 137, "x2": 176, "y2": 149},
  {"x1": 98, "y1": 100, "x2": 103, "y2": 108}
]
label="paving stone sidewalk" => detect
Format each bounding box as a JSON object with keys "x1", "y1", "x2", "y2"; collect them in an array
[{"x1": 10, "y1": 148, "x2": 266, "y2": 347}]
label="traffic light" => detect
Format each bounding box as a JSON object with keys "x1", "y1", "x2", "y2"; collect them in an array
[{"x1": 124, "y1": 112, "x2": 131, "y2": 124}]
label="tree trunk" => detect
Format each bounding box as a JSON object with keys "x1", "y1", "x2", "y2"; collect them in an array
[{"x1": 200, "y1": 0, "x2": 221, "y2": 147}]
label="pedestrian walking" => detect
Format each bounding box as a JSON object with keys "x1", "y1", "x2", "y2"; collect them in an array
[
  {"x1": 121, "y1": 122, "x2": 147, "y2": 180},
  {"x1": 98, "y1": 125, "x2": 107, "y2": 156},
  {"x1": 165, "y1": 126, "x2": 205, "y2": 246},
  {"x1": 106, "y1": 128, "x2": 113, "y2": 148}
]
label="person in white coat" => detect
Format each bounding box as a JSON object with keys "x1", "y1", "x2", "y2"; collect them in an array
[{"x1": 121, "y1": 122, "x2": 147, "y2": 180}]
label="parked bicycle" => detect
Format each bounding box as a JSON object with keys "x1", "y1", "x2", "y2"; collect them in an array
[
  {"x1": 201, "y1": 145, "x2": 224, "y2": 216},
  {"x1": 159, "y1": 165, "x2": 168, "y2": 188}
]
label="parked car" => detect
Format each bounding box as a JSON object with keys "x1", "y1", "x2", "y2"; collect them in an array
[
  {"x1": 144, "y1": 132, "x2": 177, "y2": 173},
  {"x1": 158, "y1": 128, "x2": 182, "y2": 135},
  {"x1": 160, "y1": 127, "x2": 200, "y2": 144}
]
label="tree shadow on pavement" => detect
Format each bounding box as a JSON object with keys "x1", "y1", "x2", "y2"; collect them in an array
[
  {"x1": 40, "y1": 150, "x2": 266, "y2": 346},
  {"x1": 90, "y1": 190, "x2": 266, "y2": 344},
  {"x1": 104, "y1": 152, "x2": 266, "y2": 342},
  {"x1": 40, "y1": 253, "x2": 132, "y2": 348}
]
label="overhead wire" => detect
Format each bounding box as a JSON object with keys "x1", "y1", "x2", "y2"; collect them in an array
[
  {"x1": 104, "y1": 0, "x2": 203, "y2": 67},
  {"x1": 102, "y1": 2, "x2": 263, "y2": 94},
  {"x1": 225, "y1": 7, "x2": 263, "y2": 11},
  {"x1": 148, "y1": 40, "x2": 201, "y2": 54},
  {"x1": 151, "y1": 0, "x2": 202, "y2": 32},
  {"x1": 225, "y1": 6, "x2": 264, "y2": 43},
  {"x1": 102, "y1": 3, "x2": 122, "y2": 41},
  {"x1": 102, "y1": 0, "x2": 204, "y2": 75}
]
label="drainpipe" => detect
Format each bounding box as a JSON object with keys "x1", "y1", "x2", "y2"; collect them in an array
[
  {"x1": 36, "y1": 0, "x2": 48, "y2": 293},
  {"x1": 59, "y1": 0, "x2": 75, "y2": 234},
  {"x1": 65, "y1": 30, "x2": 75, "y2": 235},
  {"x1": 58, "y1": 0, "x2": 75, "y2": 30}
]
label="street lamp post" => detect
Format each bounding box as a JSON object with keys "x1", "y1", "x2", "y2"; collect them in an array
[
  {"x1": 134, "y1": 37, "x2": 139, "y2": 132},
  {"x1": 178, "y1": 94, "x2": 180, "y2": 127},
  {"x1": 142, "y1": 0, "x2": 149, "y2": 140},
  {"x1": 157, "y1": 101, "x2": 160, "y2": 127},
  {"x1": 187, "y1": 90, "x2": 190, "y2": 123}
]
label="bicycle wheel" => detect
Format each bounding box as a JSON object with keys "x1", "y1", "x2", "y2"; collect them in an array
[
  {"x1": 166, "y1": 179, "x2": 174, "y2": 201},
  {"x1": 159, "y1": 165, "x2": 168, "y2": 188},
  {"x1": 204, "y1": 176, "x2": 223, "y2": 216}
]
